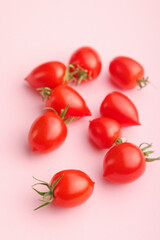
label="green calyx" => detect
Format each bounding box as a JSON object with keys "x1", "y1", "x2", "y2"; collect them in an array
[
  {"x1": 139, "y1": 143, "x2": 160, "y2": 162},
  {"x1": 63, "y1": 64, "x2": 92, "y2": 86},
  {"x1": 114, "y1": 140, "x2": 160, "y2": 162},
  {"x1": 36, "y1": 87, "x2": 52, "y2": 100},
  {"x1": 137, "y1": 77, "x2": 149, "y2": 89},
  {"x1": 32, "y1": 174, "x2": 64, "y2": 211},
  {"x1": 44, "y1": 105, "x2": 80, "y2": 124},
  {"x1": 114, "y1": 137, "x2": 127, "y2": 145}
]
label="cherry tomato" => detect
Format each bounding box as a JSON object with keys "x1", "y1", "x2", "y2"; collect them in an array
[
  {"x1": 100, "y1": 91, "x2": 140, "y2": 127},
  {"x1": 66, "y1": 46, "x2": 101, "y2": 85},
  {"x1": 103, "y1": 142, "x2": 146, "y2": 184},
  {"x1": 25, "y1": 61, "x2": 66, "y2": 89},
  {"x1": 103, "y1": 142, "x2": 160, "y2": 184},
  {"x1": 89, "y1": 117, "x2": 121, "y2": 149},
  {"x1": 28, "y1": 112, "x2": 67, "y2": 154},
  {"x1": 32, "y1": 169, "x2": 95, "y2": 210},
  {"x1": 109, "y1": 56, "x2": 148, "y2": 89},
  {"x1": 38, "y1": 85, "x2": 91, "y2": 117}
]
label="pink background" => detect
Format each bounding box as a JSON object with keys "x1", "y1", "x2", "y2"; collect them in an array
[{"x1": 1, "y1": 0, "x2": 160, "y2": 239}]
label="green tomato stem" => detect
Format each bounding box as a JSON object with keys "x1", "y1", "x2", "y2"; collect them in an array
[
  {"x1": 137, "y1": 77, "x2": 149, "y2": 89},
  {"x1": 37, "y1": 87, "x2": 52, "y2": 100},
  {"x1": 32, "y1": 175, "x2": 64, "y2": 211},
  {"x1": 63, "y1": 64, "x2": 92, "y2": 85},
  {"x1": 139, "y1": 143, "x2": 160, "y2": 162}
]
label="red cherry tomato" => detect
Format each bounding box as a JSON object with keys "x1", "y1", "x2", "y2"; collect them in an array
[
  {"x1": 66, "y1": 46, "x2": 101, "y2": 85},
  {"x1": 25, "y1": 61, "x2": 66, "y2": 89},
  {"x1": 89, "y1": 117, "x2": 121, "y2": 149},
  {"x1": 103, "y1": 142, "x2": 146, "y2": 184},
  {"x1": 40, "y1": 85, "x2": 91, "y2": 117},
  {"x1": 100, "y1": 91, "x2": 140, "y2": 127},
  {"x1": 103, "y1": 142, "x2": 160, "y2": 184},
  {"x1": 28, "y1": 112, "x2": 67, "y2": 154},
  {"x1": 32, "y1": 169, "x2": 95, "y2": 210},
  {"x1": 109, "y1": 56, "x2": 148, "y2": 90}
]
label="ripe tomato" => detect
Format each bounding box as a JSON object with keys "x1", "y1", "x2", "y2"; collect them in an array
[
  {"x1": 103, "y1": 142, "x2": 160, "y2": 184},
  {"x1": 103, "y1": 142, "x2": 146, "y2": 184},
  {"x1": 25, "y1": 61, "x2": 66, "y2": 89},
  {"x1": 100, "y1": 91, "x2": 140, "y2": 127},
  {"x1": 66, "y1": 46, "x2": 101, "y2": 85},
  {"x1": 89, "y1": 117, "x2": 121, "y2": 149},
  {"x1": 32, "y1": 169, "x2": 95, "y2": 210},
  {"x1": 28, "y1": 112, "x2": 67, "y2": 154},
  {"x1": 38, "y1": 85, "x2": 91, "y2": 117},
  {"x1": 109, "y1": 56, "x2": 148, "y2": 89}
]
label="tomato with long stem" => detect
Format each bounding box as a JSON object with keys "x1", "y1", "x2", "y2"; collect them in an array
[
  {"x1": 32, "y1": 169, "x2": 95, "y2": 210},
  {"x1": 103, "y1": 140, "x2": 160, "y2": 184},
  {"x1": 64, "y1": 46, "x2": 101, "y2": 85},
  {"x1": 37, "y1": 85, "x2": 91, "y2": 118}
]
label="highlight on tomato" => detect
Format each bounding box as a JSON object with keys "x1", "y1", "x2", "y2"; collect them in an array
[
  {"x1": 32, "y1": 169, "x2": 95, "y2": 210},
  {"x1": 28, "y1": 106, "x2": 78, "y2": 154},
  {"x1": 37, "y1": 85, "x2": 91, "y2": 118},
  {"x1": 103, "y1": 139, "x2": 160, "y2": 184},
  {"x1": 109, "y1": 56, "x2": 148, "y2": 90},
  {"x1": 25, "y1": 61, "x2": 67, "y2": 89},
  {"x1": 89, "y1": 117, "x2": 121, "y2": 149},
  {"x1": 100, "y1": 91, "x2": 140, "y2": 127},
  {"x1": 64, "y1": 46, "x2": 102, "y2": 85}
]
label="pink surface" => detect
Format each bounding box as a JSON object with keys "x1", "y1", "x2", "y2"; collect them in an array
[{"x1": 1, "y1": 0, "x2": 160, "y2": 239}]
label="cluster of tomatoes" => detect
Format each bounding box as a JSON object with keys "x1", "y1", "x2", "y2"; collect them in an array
[{"x1": 25, "y1": 46, "x2": 159, "y2": 210}]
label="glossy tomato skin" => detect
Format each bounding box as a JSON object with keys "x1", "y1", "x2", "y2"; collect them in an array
[
  {"x1": 100, "y1": 91, "x2": 140, "y2": 127},
  {"x1": 28, "y1": 112, "x2": 67, "y2": 154},
  {"x1": 103, "y1": 142, "x2": 146, "y2": 184},
  {"x1": 89, "y1": 117, "x2": 121, "y2": 149},
  {"x1": 69, "y1": 46, "x2": 101, "y2": 81},
  {"x1": 25, "y1": 61, "x2": 66, "y2": 89},
  {"x1": 109, "y1": 56, "x2": 144, "y2": 90},
  {"x1": 46, "y1": 85, "x2": 91, "y2": 117},
  {"x1": 51, "y1": 170, "x2": 95, "y2": 208}
]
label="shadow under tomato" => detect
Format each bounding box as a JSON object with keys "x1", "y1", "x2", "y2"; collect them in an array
[
  {"x1": 23, "y1": 137, "x2": 56, "y2": 161},
  {"x1": 107, "y1": 74, "x2": 120, "y2": 90},
  {"x1": 88, "y1": 136, "x2": 108, "y2": 153},
  {"x1": 23, "y1": 83, "x2": 41, "y2": 98},
  {"x1": 33, "y1": 200, "x2": 87, "y2": 215}
]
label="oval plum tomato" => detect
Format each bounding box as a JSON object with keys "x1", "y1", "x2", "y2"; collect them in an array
[
  {"x1": 37, "y1": 85, "x2": 91, "y2": 118},
  {"x1": 65, "y1": 46, "x2": 101, "y2": 85},
  {"x1": 103, "y1": 142, "x2": 160, "y2": 184},
  {"x1": 25, "y1": 61, "x2": 66, "y2": 89},
  {"x1": 100, "y1": 91, "x2": 140, "y2": 127},
  {"x1": 103, "y1": 142, "x2": 146, "y2": 184},
  {"x1": 89, "y1": 117, "x2": 121, "y2": 149},
  {"x1": 109, "y1": 56, "x2": 148, "y2": 90},
  {"x1": 32, "y1": 169, "x2": 95, "y2": 210},
  {"x1": 28, "y1": 111, "x2": 67, "y2": 154}
]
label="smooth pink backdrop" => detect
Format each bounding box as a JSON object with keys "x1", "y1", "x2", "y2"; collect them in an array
[{"x1": 1, "y1": 0, "x2": 160, "y2": 239}]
